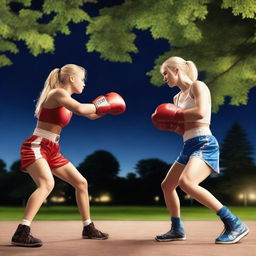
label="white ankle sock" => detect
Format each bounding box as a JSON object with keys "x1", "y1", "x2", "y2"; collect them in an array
[
  {"x1": 21, "y1": 219, "x2": 31, "y2": 226},
  {"x1": 83, "y1": 219, "x2": 92, "y2": 227}
]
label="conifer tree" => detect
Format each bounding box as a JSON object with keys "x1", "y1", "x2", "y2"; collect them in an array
[{"x1": 219, "y1": 122, "x2": 256, "y2": 205}]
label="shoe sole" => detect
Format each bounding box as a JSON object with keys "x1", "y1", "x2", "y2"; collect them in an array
[
  {"x1": 155, "y1": 237, "x2": 187, "y2": 242},
  {"x1": 11, "y1": 241, "x2": 43, "y2": 247},
  {"x1": 215, "y1": 229, "x2": 249, "y2": 244},
  {"x1": 82, "y1": 236, "x2": 108, "y2": 240}
]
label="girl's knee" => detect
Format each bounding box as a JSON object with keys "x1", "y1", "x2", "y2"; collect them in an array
[
  {"x1": 178, "y1": 177, "x2": 194, "y2": 192},
  {"x1": 40, "y1": 179, "x2": 55, "y2": 193},
  {"x1": 75, "y1": 178, "x2": 88, "y2": 192},
  {"x1": 161, "y1": 180, "x2": 178, "y2": 191}
]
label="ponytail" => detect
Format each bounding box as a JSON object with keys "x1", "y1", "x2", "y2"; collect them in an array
[
  {"x1": 186, "y1": 60, "x2": 198, "y2": 82},
  {"x1": 34, "y1": 64, "x2": 86, "y2": 117},
  {"x1": 34, "y1": 68, "x2": 60, "y2": 117}
]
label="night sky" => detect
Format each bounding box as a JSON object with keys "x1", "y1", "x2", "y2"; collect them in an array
[{"x1": 1, "y1": 19, "x2": 256, "y2": 177}]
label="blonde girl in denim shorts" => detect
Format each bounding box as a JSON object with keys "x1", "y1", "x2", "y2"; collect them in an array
[{"x1": 152, "y1": 56, "x2": 249, "y2": 244}]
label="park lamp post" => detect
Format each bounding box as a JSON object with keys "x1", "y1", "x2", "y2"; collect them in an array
[
  {"x1": 184, "y1": 194, "x2": 194, "y2": 206},
  {"x1": 50, "y1": 196, "x2": 66, "y2": 203},
  {"x1": 154, "y1": 196, "x2": 160, "y2": 202},
  {"x1": 154, "y1": 196, "x2": 160, "y2": 205},
  {"x1": 237, "y1": 191, "x2": 256, "y2": 206},
  {"x1": 94, "y1": 193, "x2": 112, "y2": 203}
]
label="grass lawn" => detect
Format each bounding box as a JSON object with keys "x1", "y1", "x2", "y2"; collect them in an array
[{"x1": 0, "y1": 206, "x2": 255, "y2": 221}]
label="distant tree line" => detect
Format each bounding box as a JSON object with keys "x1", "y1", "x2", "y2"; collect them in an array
[{"x1": 0, "y1": 122, "x2": 255, "y2": 206}]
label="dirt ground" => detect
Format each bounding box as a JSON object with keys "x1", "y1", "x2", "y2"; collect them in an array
[{"x1": 0, "y1": 221, "x2": 255, "y2": 256}]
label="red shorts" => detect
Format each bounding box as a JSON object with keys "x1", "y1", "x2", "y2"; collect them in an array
[{"x1": 20, "y1": 129, "x2": 69, "y2": 171}]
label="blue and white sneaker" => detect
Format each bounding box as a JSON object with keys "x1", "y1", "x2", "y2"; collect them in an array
[
  {"x1": 215, "y1": 217, "x2": 249, "y2": 244},
  {"x1": 155, "y1": 228, "x2": 186, "y2": 242}
]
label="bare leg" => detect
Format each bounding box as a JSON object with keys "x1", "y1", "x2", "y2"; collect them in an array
[
  {"x1": 179, "y1": 157, "x2": 249, "y2": 244},
  {"x1": 155, "y1": 162, "x2": 186, "y2": 241},
  {"x1": 23, "y1": 159, "x2": 55, "y2": 221},
  {"x1": 161, "y1": 162, "x2": 185, "y2": 217},
  {"x1": 12, "y1": 159, "x2": 54, "y2": 247},
  {"x1": 52, "y1": 162, "x2": 108, "y2": 240},
  {"x1": 52, "y1": 162, "x2": 90, "y2": 220},
  {"x1": 178, "y1": 157, "x2": 223, "y2": 212}
]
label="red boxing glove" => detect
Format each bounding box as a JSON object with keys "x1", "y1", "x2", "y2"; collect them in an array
[
  {"x1": 152, "y1": 118, "x2": 185, "y2": 135},
  {"x1": 152, "y1": 103, "x2": 185, "y2": 135},
  {"x1": 93, "y1": 92, "x2": 126, "y2": 115},
  {"x1": 152, "y1": 103, "x2": 184, "y2": 123}
]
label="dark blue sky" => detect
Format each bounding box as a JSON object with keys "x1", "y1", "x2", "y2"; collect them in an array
[{"x1": 1, "y1": 20, "x2": 256, "y2": 177}]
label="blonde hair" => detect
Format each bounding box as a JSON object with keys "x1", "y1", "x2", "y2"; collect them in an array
[
  {"x1": 35, "y1": 64, "x2": 85, "y2": 117},
  {"x1": 161, "y1": 56, "x2": 198, "y2": 85}
]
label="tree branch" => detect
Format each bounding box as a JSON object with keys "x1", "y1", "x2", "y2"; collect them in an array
[{"x1": 208, "y1": 37, "x2": 253, "y2": 85}]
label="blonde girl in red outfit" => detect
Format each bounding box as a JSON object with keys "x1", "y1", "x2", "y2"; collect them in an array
[{"x1": 11, "y1": 64, "x2": 126, "y2": 247}]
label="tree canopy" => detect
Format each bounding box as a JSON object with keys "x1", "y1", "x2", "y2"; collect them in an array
[
  {"x1": 86, "y1": 0, "x2": 256, "y2": 111},
  {"x1": 77, "y1": 149, "x2": 120, "y2": 184},
  {"x1": 0, "y1": 159, "x2": 7, "y2": 174},
  {"x1": 135, "y1": 158, "x2": 169, "y2": 181},
  {"x1": 1, "y1": 0, "x2": 256, "y2": 111},
  {"x1": 0, "y1": 0, "x2": 94, "y2": 66}
]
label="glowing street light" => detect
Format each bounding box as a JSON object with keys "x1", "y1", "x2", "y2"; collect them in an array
[
  {"x1": 237, "y1": 191, "x2": 256, "y2": 206},
  {"x1": 93, "y1": 193, "x2": 112, "y2": 203},
  {"x1": 237, "y1": 193, "x2": 244, "y2": 200},
  {"x1": 184, "y1": 194, "x2": 191, "y2": 200},
  {"x1": 154, "y1": 196, "x2": 160, "y2": 202},
  {"x1": 99, "y1": 194, "x2": 111, "y2": 203},
  {"x1": 248, "y1": 193, "x2": 256, "y2": 201},
  {"x1": 50, "y1": 196, "x2": 66, "y2": 203},
  {"x1": 184, "y1": 194, "x2": 194, "y2": 206}
]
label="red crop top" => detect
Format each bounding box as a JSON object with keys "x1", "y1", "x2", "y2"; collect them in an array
[{"x1": 38, "y1": 106, "x2": 72, "y2": 128}]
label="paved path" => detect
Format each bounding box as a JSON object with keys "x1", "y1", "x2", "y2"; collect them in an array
[{"x1": 0, "y1": 221, "x2": 255, "y2": 256}]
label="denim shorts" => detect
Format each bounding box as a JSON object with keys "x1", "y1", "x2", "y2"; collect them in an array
[{"x1": 176, "y1": 135, "x2": 220, "y2": 173}]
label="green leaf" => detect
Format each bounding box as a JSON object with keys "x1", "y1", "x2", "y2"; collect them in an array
[
  {"x1": 18, "y1": 31, "x2": 55, "y2": 55},
  {"x1": 222, "y1": 0, "x2": 256, "y2": 19},
  {"x1": 0, "y1": 39, "x2": 18, "y2": 53},
  {"x1": 0, "y1": 54, "x2": 12, "y2": 67}
]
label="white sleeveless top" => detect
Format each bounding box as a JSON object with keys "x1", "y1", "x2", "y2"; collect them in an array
[{"x1": 176, "y1": 91, "x2": 211, "y2": 124}]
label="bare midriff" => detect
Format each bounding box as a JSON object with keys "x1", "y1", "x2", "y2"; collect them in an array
[
  {"x1": 37, "y1": 121, "x2": 62, "y2": 135},
  {"x1": 184, "y1": 122, "x2": 209, "y2": 131}
]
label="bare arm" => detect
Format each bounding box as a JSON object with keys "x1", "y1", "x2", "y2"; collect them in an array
[
  {"x1": 52, "y1": 88, "x2": 102, "y2": 119},
  {"x1": 85, "y1": 113, "x2": 105, "y2": 120}
]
